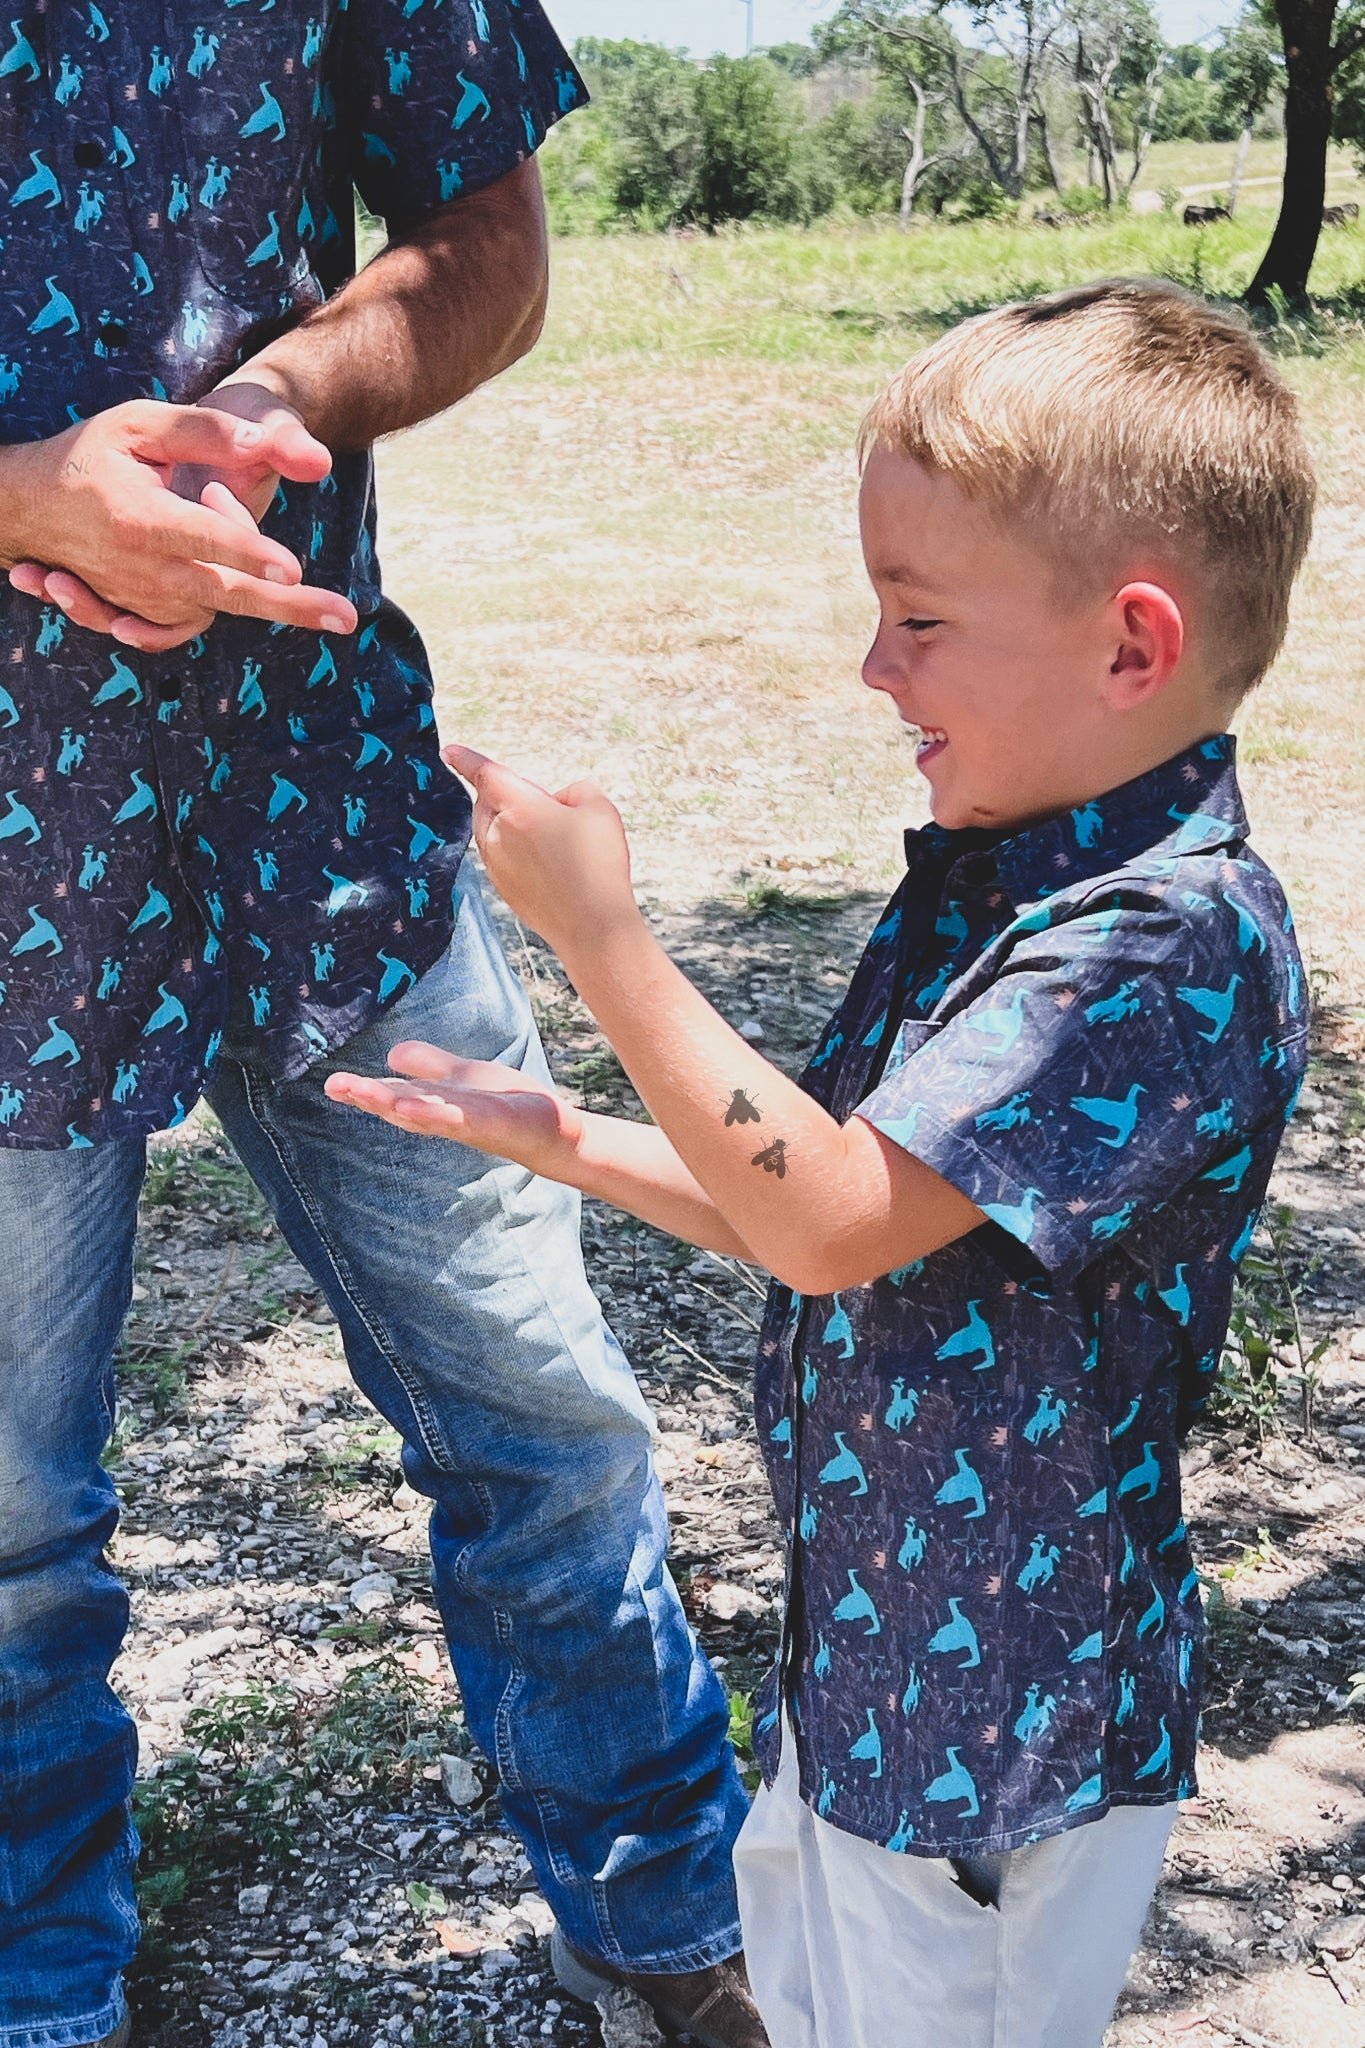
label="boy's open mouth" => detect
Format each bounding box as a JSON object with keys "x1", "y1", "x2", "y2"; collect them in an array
[{"x1": 913, "y1": 726, "x2": 948, "y2": 766}]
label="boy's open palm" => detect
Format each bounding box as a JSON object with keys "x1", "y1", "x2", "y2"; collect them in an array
[
  {"x1": 325, "y1": 1043, "x2": 581, "y2": 1174},
  {"x1": 442, "y1": 744, "x2": 640, "y2": 958}
]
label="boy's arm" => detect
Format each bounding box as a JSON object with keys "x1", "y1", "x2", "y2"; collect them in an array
[
  {"x1": 331, "y1": 751, "x2": 983, "y2": 1295},
  {"x1": 328, "y1": 1047, "x2": 757, "y2": 1258}
]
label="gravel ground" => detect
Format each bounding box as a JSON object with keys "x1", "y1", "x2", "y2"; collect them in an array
[{"x1": 106, "y1": 898, "x2": 1365, "y2": 2048}]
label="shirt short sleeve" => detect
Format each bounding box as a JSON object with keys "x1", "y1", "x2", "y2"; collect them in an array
[
  {"x1": 335, "y1": 0, "x2": 585, "y2": 229},
  {"x1": 856, "y1": 894, "x2": 1299, "y2": 1285}
]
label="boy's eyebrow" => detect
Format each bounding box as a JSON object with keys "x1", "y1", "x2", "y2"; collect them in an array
[{"x1": 873, "y1": 562, "x2": 945, "y2": 594}]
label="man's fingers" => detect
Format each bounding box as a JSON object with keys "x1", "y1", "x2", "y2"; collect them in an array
[
  {"x1": 149, "y1": 496, "x2": 304, "y2": 583},
  {"x1": 554, "y1": 776, "x2": 609, "y2": 810},
  {"x1": 255, "y1": 411, "x2": 333, "y2": 484},
  {"x1": 125, "y1": 401, "x2": 278, "y2": 470},
  {"x1": 8, "y1": 562, "x2": 49, "y2": 599},
  {"x1": 200, "y1": 479, "x2": 261, "y2": 529},
  {"x1": 41, "y1": 569, "x2": 123, "y2": 634},
  {"x1": 201, "y1": 564, "x2": 357, "y2": 634},
  {"x1": 110, "y1": 612, "x2": 212, "y2": 653}
]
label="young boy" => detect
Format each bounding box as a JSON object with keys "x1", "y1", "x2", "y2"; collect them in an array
[{"x1": 326, "y1": 280, "x2": 1314, "y2": 2047}]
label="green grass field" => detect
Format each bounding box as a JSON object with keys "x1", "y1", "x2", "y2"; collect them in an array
[{"x1": 375, "y1": 192, "x2": 1365, "y2": 1007}]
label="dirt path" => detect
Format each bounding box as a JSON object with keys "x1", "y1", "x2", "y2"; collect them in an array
[{"x1": 115, "y1": 893, "x2": 1365, "y2": 2048}]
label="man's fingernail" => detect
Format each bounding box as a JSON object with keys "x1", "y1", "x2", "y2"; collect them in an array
[
  {"x1": 321, "y1": 611, "x2": 352, "y2": 633},
  {"x1": 264, "y1": 563, "x2": 292, "y2": 585},
  {"x1": 233, "y1": 423, "x2": 264, "y2": 446}
]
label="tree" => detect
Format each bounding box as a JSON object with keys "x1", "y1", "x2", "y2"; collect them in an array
[
  {"x1": 1247, "y1": 0, "x2": 1365, "y2": 302},
  {"x1": 833, "y1": 0, "x2": 1068, "y2": 201},
  {"x1": 819, "y1": 6, "x2": 977, "y2": 217},
  {"x1": 693, "y1": 56, "x2": 804, "y2": 225},
  {"x1": 1214, "y1": 9, "x2": 1282, "y2": 212},
  {"x1": 1070, "y1": 0, "x2": 1167, "y2": 202}
]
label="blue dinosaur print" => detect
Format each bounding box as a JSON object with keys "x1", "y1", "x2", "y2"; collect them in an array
[
  {"x1": 934, "y1": 1449, "x2": 986, "y2": 1519},
  {"x1": 935, "y1": 1299, "x2": 995, "y2": 1372},
  {"x1": 1070, "y1": 1083, "x2": 1144, "y2": 1147},
  {"x1": 1176, "y1": 973, "x2": 1242, "y2": 1044},
  {"x1": 822, "y1": 1295, "x2": 855, "y2": 1359},
  {"x1": 29, "y1": 1018, "x2": 81, "y2": 1068},
  {"x1": 818, "y1": 1433, "x2": 868, "y2": 1498},
  {"x1": 832, "y1": 1571, "x2": 880, "y2": 1637},
  {"x1": 980, "y1": 1186, "x2": 1039, "y2": 1241},
  {"x1": 924, "y1": 1748, "x2": 979, "y2": 1819},
  {"x1": 1116, "y1": 1441, "x2": 1161, "y2": 1502},
  {"x1": 927, "y1": 1599, "x2": 980, "y2": 1670},
  {"x1": 813, "y1": 1631, "x2": 831, "y2": 1679}
]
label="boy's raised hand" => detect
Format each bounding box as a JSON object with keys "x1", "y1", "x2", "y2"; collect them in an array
[
  {"x1": 325, "y1": 1042, "x2": 582, "y2": 1172},
  {"x1": 443, "y1": 744, "x2": 642, "y2": 962}
]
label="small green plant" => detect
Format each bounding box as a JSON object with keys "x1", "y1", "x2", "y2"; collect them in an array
[
  {"x1": 405, "y1": 1880, "x2": 450, "y2": 1918},
  {"x1": 1215, "y1": 1527, "x2": 1284, "y2": 1583},
  {"x1": 741, "y1": 878, "x2": 843, "y2": 921},
  {"x1": 727, "y1": 1689, "x2": 762, "y2": 1793},
  {"x1": 1214, "y1": 1203, "x2": 1328, "y2": 1440}
]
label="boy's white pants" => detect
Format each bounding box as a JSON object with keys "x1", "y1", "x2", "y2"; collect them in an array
[{"x1": 734, "y1": 1722, "x2": 1175, "y2": 2048}]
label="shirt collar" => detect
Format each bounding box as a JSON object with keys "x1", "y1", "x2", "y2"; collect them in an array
[{"x1": 902, "y1": 734, "x2": 1248, "y2": 907}]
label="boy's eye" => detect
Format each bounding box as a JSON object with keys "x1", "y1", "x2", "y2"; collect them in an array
[{"x1": 899, "y1": 616, "x2": 942, "y2": 634}]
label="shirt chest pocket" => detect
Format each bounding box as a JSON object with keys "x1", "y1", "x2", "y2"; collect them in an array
[{"x1": 160, "y1": 2, "x2": 332, "y2": 300}]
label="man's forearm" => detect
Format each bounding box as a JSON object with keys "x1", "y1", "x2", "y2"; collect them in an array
[{"x1": 219, "y1": 159, "x2": 548, "y2": 454}]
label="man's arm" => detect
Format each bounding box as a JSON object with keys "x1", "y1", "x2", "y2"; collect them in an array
[
  {"x1": 8, "y1": 160, "x2": 548, "y2": 649},
  {"x1": 210, "y1": 159, "x2": 548, "y2": 453}
]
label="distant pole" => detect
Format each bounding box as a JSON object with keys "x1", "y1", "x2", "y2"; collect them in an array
[{"x1": 744, "y1": 0, "x2": 754, "y2": 53}]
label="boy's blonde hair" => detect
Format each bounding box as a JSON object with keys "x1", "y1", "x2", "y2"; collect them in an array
[{"x1": 860, "y1": 280, "x2": 1316, "y2": 700}]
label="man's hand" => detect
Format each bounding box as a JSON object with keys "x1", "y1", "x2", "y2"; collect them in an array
[
  {"x1": 326, "y1": 1042, "x2": 584, "y2": 1170},
  {"x1": 443, "y1": 744, "x2": 642, "y2": 963},
  {"x1": 3, "y1": 400, "x2": 357, "y2": 653}
]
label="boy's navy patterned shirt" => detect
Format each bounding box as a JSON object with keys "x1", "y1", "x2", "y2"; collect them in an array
[
  {"x1": 751, "y1": 736, "x2": 1306, "y2": 1856},
  {"x1": 0, "y1": 1, "x2": 583, "y2": 1147}
]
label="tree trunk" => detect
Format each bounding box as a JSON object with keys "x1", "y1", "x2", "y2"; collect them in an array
[
  {"x1": 1032, "y1": 103, "x2": 1064, "y2": 192},
  {"x1": 899, "y1": 80, "x2": 930, "y2": 225},
  {"x1": 1228, "y1": 112, "x2": 1254, "y2": 213},
  {"x1": 1247, "y1": 0, "x2": 1337, "y2": 304}
]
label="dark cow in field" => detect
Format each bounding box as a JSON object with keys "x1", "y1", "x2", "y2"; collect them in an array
[
  {"x1": 1323, "y1": 202, "x2": 1360, "y2": 226},
  {"x1": 1183, "y1": 203, "x2": 1232, "y2": 226}
]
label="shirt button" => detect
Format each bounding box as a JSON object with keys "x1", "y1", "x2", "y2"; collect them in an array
[
  {"x1": 97, "y1": 318, "x2": 128, "y2": 350},
  {"x1": 73, "y1": 140, "x2": 104, "y2": 169},
  {"x1": 156, "y1": 674, "x2": 181, "y2": 704}
]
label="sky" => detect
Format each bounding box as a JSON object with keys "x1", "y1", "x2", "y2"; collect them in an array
[{"x1": 546, "y1": 0, "x2": 1241, "y2": 58}]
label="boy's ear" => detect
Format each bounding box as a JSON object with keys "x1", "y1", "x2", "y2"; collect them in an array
[{"x1": 1105, "y1": 582, "x2": 1185, "y2": 709}]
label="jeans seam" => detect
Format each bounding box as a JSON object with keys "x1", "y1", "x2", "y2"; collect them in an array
[{"x1": 236, "y1": 1062, "x2": 455, "y2": 1474}]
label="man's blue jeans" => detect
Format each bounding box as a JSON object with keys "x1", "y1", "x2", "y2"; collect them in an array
[{"x1": 0, "y1": 868, "x2": 748, "y2": 2048}]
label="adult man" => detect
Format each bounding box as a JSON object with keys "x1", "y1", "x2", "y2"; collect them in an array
[{"x1": 0, "y1": 8, "x2": 761, "y2": 2046}]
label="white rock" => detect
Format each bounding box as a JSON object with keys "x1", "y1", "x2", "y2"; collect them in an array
[
  {"x1": 396, "y1": 1828, "x2": 427, "y2": 1858},
  {"x1": 439, "y1": 1754, "x2": 483, "y2": 1808},
  {"x1": 704, "y1": 1582, "x2": 767, "y2": 1622},
  {"x1": 350, "y1": 1572, "x2": 398, "y2": 1615},
  {"x1": 238, "y1": 1884, "x2": 273, "y2": 1917},
  {"x1": 736, "y1": 1019, "x2": 766, "y2": 1045},
  {"x1": 597, "y1": 1987, "x2": 666, "y2": 2047},
  {"x1": 266, "y1": 1960, "x2": 314, "y2": 1994}
]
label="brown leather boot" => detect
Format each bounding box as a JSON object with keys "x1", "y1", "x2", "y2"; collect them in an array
[{"x1": 552, "y1": 1928, "x2": 771, "y2": 2048}]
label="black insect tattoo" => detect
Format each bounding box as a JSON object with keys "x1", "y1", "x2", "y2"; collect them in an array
[
  {"x1": 752, "y1": 1138, "x2": 788, "y2": 1178},
  {"x1": 724, "y1": 1088, "x2": 761, "y2": 1127}
]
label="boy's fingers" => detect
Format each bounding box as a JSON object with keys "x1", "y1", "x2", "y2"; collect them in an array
[
  {"x1": 325, "y1": 1071, "x2": 467, "y2": 1133},
  {"x1": 387, "y1": 1041, "x2": 470, "y2": 1083},
  {"x1": 553, "y1": 777, "x2": 608, "y2": 809},
  {"x1": 441, "y1": 743, "x2": 492, "y2": 787}
]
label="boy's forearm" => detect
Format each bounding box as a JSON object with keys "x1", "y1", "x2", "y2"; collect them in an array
[
  {"x1": 571, "y1": 1114, "x2": 758, "y2": 1258},
  {"x1": 558, "y1": 917, "x2": 981, "y2": 1293}
]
